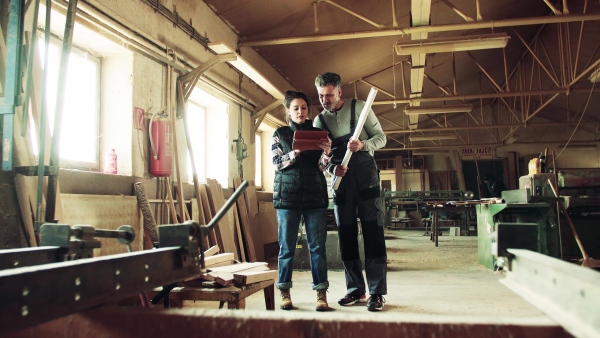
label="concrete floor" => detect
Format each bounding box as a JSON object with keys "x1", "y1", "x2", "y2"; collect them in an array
[{"x1": 186, "y1": 229, "x2": 558, "y2": 326}]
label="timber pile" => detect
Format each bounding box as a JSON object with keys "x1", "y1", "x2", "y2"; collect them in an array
[
  {"x1": 136, "y1": 178, "x2": 266, "y2": 265},
  {"x1": 188, "y1": 246, "x2": 275, "y2": 287}
]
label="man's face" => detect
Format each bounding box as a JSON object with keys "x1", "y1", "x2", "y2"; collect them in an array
[{"x1": 317, "y1": 85, "x2": 342, "y2": 111}]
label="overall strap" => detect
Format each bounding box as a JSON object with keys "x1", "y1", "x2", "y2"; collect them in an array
[
  {"x1": 318, "y1": 114, "x2": 330, "y2": 133},
  {"x1": 350, "y1": 99, "x2": 356, "y2": 134}
]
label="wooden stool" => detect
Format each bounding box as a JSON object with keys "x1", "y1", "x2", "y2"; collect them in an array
[{"x1": 150, "y1": 279, "x2": 275, "y2": 310}]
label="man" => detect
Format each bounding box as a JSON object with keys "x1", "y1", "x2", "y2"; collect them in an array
[
  {"x1": 482, "y1": 175, "x2": 506, "y2": 198},
  {"x1": 313, "y1": 72, "x2": 388, "y2": 312}
]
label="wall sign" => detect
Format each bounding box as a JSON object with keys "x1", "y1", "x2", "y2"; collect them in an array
[{"x1": 461, "y1": 146, "x2": 494, "y2": 160}]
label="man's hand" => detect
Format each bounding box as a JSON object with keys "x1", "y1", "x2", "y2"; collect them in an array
[
  {"x1": 334, "y1": 165, "x2": 348, "y2": 177},
  {"x1": 348, "y1": 138, "x2": 364, "y2": 152},
  {"x1": 317, "y1": 137, "x2": 332, "y2": 156}
]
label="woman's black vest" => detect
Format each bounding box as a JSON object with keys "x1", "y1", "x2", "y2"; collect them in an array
[{"x1": 273, "y1": 120, "x2": 329, "y2": 210}]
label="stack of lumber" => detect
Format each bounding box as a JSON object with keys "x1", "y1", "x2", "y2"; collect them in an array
[
  {"x1": 192, "y1": 179, "x2": 265, "y2": 264},
  {"x1": 192, "y1": 245, "x2": 276, "y2": 287}
]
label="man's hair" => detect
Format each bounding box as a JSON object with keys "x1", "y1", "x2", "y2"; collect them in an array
[
  {"x1": 315, "y1": 72, "x2": 341, "y2": 88},
  {"x1": 482, "y1": 175, "x2": 493, "y2": 181}
]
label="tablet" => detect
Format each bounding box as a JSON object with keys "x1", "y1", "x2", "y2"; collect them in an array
[{"x1": 292, "y1": 130, "x2": 329, "y2": 151}]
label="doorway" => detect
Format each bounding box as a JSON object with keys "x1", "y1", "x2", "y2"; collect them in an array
[{"x1": 462, "y1": 160, "x2": 505, "y2": 199}]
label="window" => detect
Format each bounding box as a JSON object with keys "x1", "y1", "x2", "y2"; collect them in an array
[
  {"x1": 34, "y1": 37, "x2": 100, "y2": 169},
  {"x1": 187, "y1": 88, "x2": 229, "y2": 186}
]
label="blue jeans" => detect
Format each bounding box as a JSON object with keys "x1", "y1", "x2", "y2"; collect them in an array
[{"x1": 276, "y1": 208, "x2": 329, "y2": 291}]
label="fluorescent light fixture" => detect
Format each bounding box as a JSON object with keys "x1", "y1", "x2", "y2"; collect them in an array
[
  {"x1": 409, "y1": 134, "x2": 457, "y2": 141},
  {"x1": 413, "y1": 150, "x2": 450, "y2": 156},
  {"x1": 404, "y1": 104, "x2": 473, "y2": 115},
  {"x1": 589, "y1": 67, "x2": 600, "y2": 83},
  {"x1": 558, "y1": 144, "x2": 597, "y2": 149},
  {"x1": 395, "y1": 33, "x2": 510, "y2": 55},
  {"x1": 208, "y1": 42, "x2": 284, "y2": 99}
]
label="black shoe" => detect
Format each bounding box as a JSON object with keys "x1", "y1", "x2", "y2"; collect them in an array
[
  {"x1": 338, "y1": 292, "x2": 367, "y2": 306},
  {"x1": 367, "y1": 295, "x2": 385, "y2": 311}
]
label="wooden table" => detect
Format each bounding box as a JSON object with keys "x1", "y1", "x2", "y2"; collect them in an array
[
  {"x1": 424, "y1": 204, "x2": 474, "y2": 247},
  {"x1": 149, "y1": 279, "x2": 275, "y2": 310}
]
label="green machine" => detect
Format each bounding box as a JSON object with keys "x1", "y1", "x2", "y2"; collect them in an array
[{"x1": 476, "y1": 199, "x2": 560, "y2": 270}]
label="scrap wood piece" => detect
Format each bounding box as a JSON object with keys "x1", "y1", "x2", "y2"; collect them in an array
[
  {"x1": 206, "y1": 179, "x2": 237, "y2": 260},
  {"x1": 204, "y1": 252, "x2": 234, "y2": 267},
  {"x1": 231, "y1": 200, "x2": 247, "y2": 262},
  {"x1": 245, "y1": 183, "x2": 259, "y2": 217},
  {"x1": 208, "y1": 262, "x2": 268, "y2": 273},
  {"x1": 233, "y1": 178, "x2": 263, "y2": 262},
  {"x1": 198, "y1": 184, "x2": 220, "y2": 249},
  {"x1": 204, "y1": 245, "x2": 220, "y2": 257},
  {"x1": 214, "y1": 265, "x2": 270, "y2": 287},
  {"x1": 234, "y1": 270, "x2": 277, "y2": 285}
]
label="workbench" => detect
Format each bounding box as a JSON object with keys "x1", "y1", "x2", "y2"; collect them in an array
[
  {"x1": 423, "y1": 204, "x2": 475, "y2": 246},
  {"x1": 149, "y1": 279, "x2": 275, "y2": 310}
]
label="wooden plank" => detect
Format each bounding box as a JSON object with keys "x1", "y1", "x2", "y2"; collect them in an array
[
  {"x1": 204, "y1": 245, "x2": 220, "y2": 257},
  {"x1": 233, "y1": 270, "x2": 277, "y2": 285},
  {"x1": 245, "y1": 184, "x2": 259, "y2": 217},
  {"x1": 212, "y1": 264, "x2": 271, "y2": 286},
  {"x1": 204, "y1": 181, "x2": 226, "y2": 258},
  {"x1": 231, "y1": 200, "x2": 247, "y2": 262},
  {"x1": 198, "y1": 184, "x2": 218, "y2": 247},
  {"x1": 60, "y1": 194, "x2": 142, "y2": 256},
  {"x1": 233, "y1": 178, "x2": 261, "y2": 262},
  {"x1": 208, "y1": 262, "x2": 268, "y2": 273},
  {"x1": 203, "y1": 252, "x2": 234, "y2": 267},
  {"x1": 207, "y1": 179, "x2": 237, "y2": 260}
]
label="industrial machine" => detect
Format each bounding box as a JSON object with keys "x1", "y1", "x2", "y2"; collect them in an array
[
  {"x1": 478, "y1": 169, "x2": 600, "y2": 270},
  {"x1": 0, "y1": 181, "x2": 248, "y2": 336}
]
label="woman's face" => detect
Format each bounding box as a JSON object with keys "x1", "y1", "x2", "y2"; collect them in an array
[{"x1": 288, "y1": 98, "x2": 309, "y2": 124}]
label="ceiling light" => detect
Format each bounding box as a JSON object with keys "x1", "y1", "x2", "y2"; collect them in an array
[
  {"x1": 409, "y1": 134, "x2": 457, "y2": 141},
  {"x1": 589, "y1": 67, "x2": 600, "y2": 83},
  {"x1": 208, "y1": 42, "x2": 284, "y2": 99},
  {"x1": 404, "y1": 104, "x2": 473, "y2": 115},
  {"x1": 558, "y1": 144, "x2": 597, "y2": 149},
  {"x1": 395, "y1": 33, "x2": 510, "y2": 55}
]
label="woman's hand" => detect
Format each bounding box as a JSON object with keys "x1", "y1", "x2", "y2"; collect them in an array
[{"x1": 317, "y1": 137, "x2": 332, "y2": 156}]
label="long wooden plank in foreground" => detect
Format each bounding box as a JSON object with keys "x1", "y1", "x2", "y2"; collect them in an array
[{"x1": 7, "y1": 306, "x2": 571, "y2": 338}]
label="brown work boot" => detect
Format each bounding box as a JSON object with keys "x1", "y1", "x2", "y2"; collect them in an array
[
  {"x1": 280, "y1": 289, "x2": 293, "y2": 310},
  {"x1": 316, "y1": 288, "x2": 329, "y2": 311}
]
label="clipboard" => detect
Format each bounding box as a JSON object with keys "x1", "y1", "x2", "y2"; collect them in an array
[{"x1": 292, "y1": 130, "x2": 329, "y2": 151}]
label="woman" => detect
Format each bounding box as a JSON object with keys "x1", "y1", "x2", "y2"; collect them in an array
[{"x1": 272, "y1": 90, "x2": 332, "y2": 311}]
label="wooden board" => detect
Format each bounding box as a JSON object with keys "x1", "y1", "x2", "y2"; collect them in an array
[
  {"x1": 206, "y1": 180, "x2": 237, "y2": 260},
  {"x1": 233, "y1": 178, "x2": 263, "y2": 262},
  {"x1": 204, "y1": 245, "x2": 220, "y2": 257},
  {"x1": 208, "y1": 262, "x2": 268, "y2": 273},
  {"x1": 204, "y1": 252, "x2": 234, "y2": 267},
  {"x1": 233, "y1": 270, "x2": 277, "y2": 285},
  {"x1": 60, "y1": 194, "x2": 142, "y2": 256},
  {"x1": 245, "y1": 184, "x2": 259, "y2": 217}
]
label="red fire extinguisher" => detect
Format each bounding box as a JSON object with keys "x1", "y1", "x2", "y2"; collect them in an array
[{"x1": 149, "y1": 114, "x2": 173, "y2": 177}]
